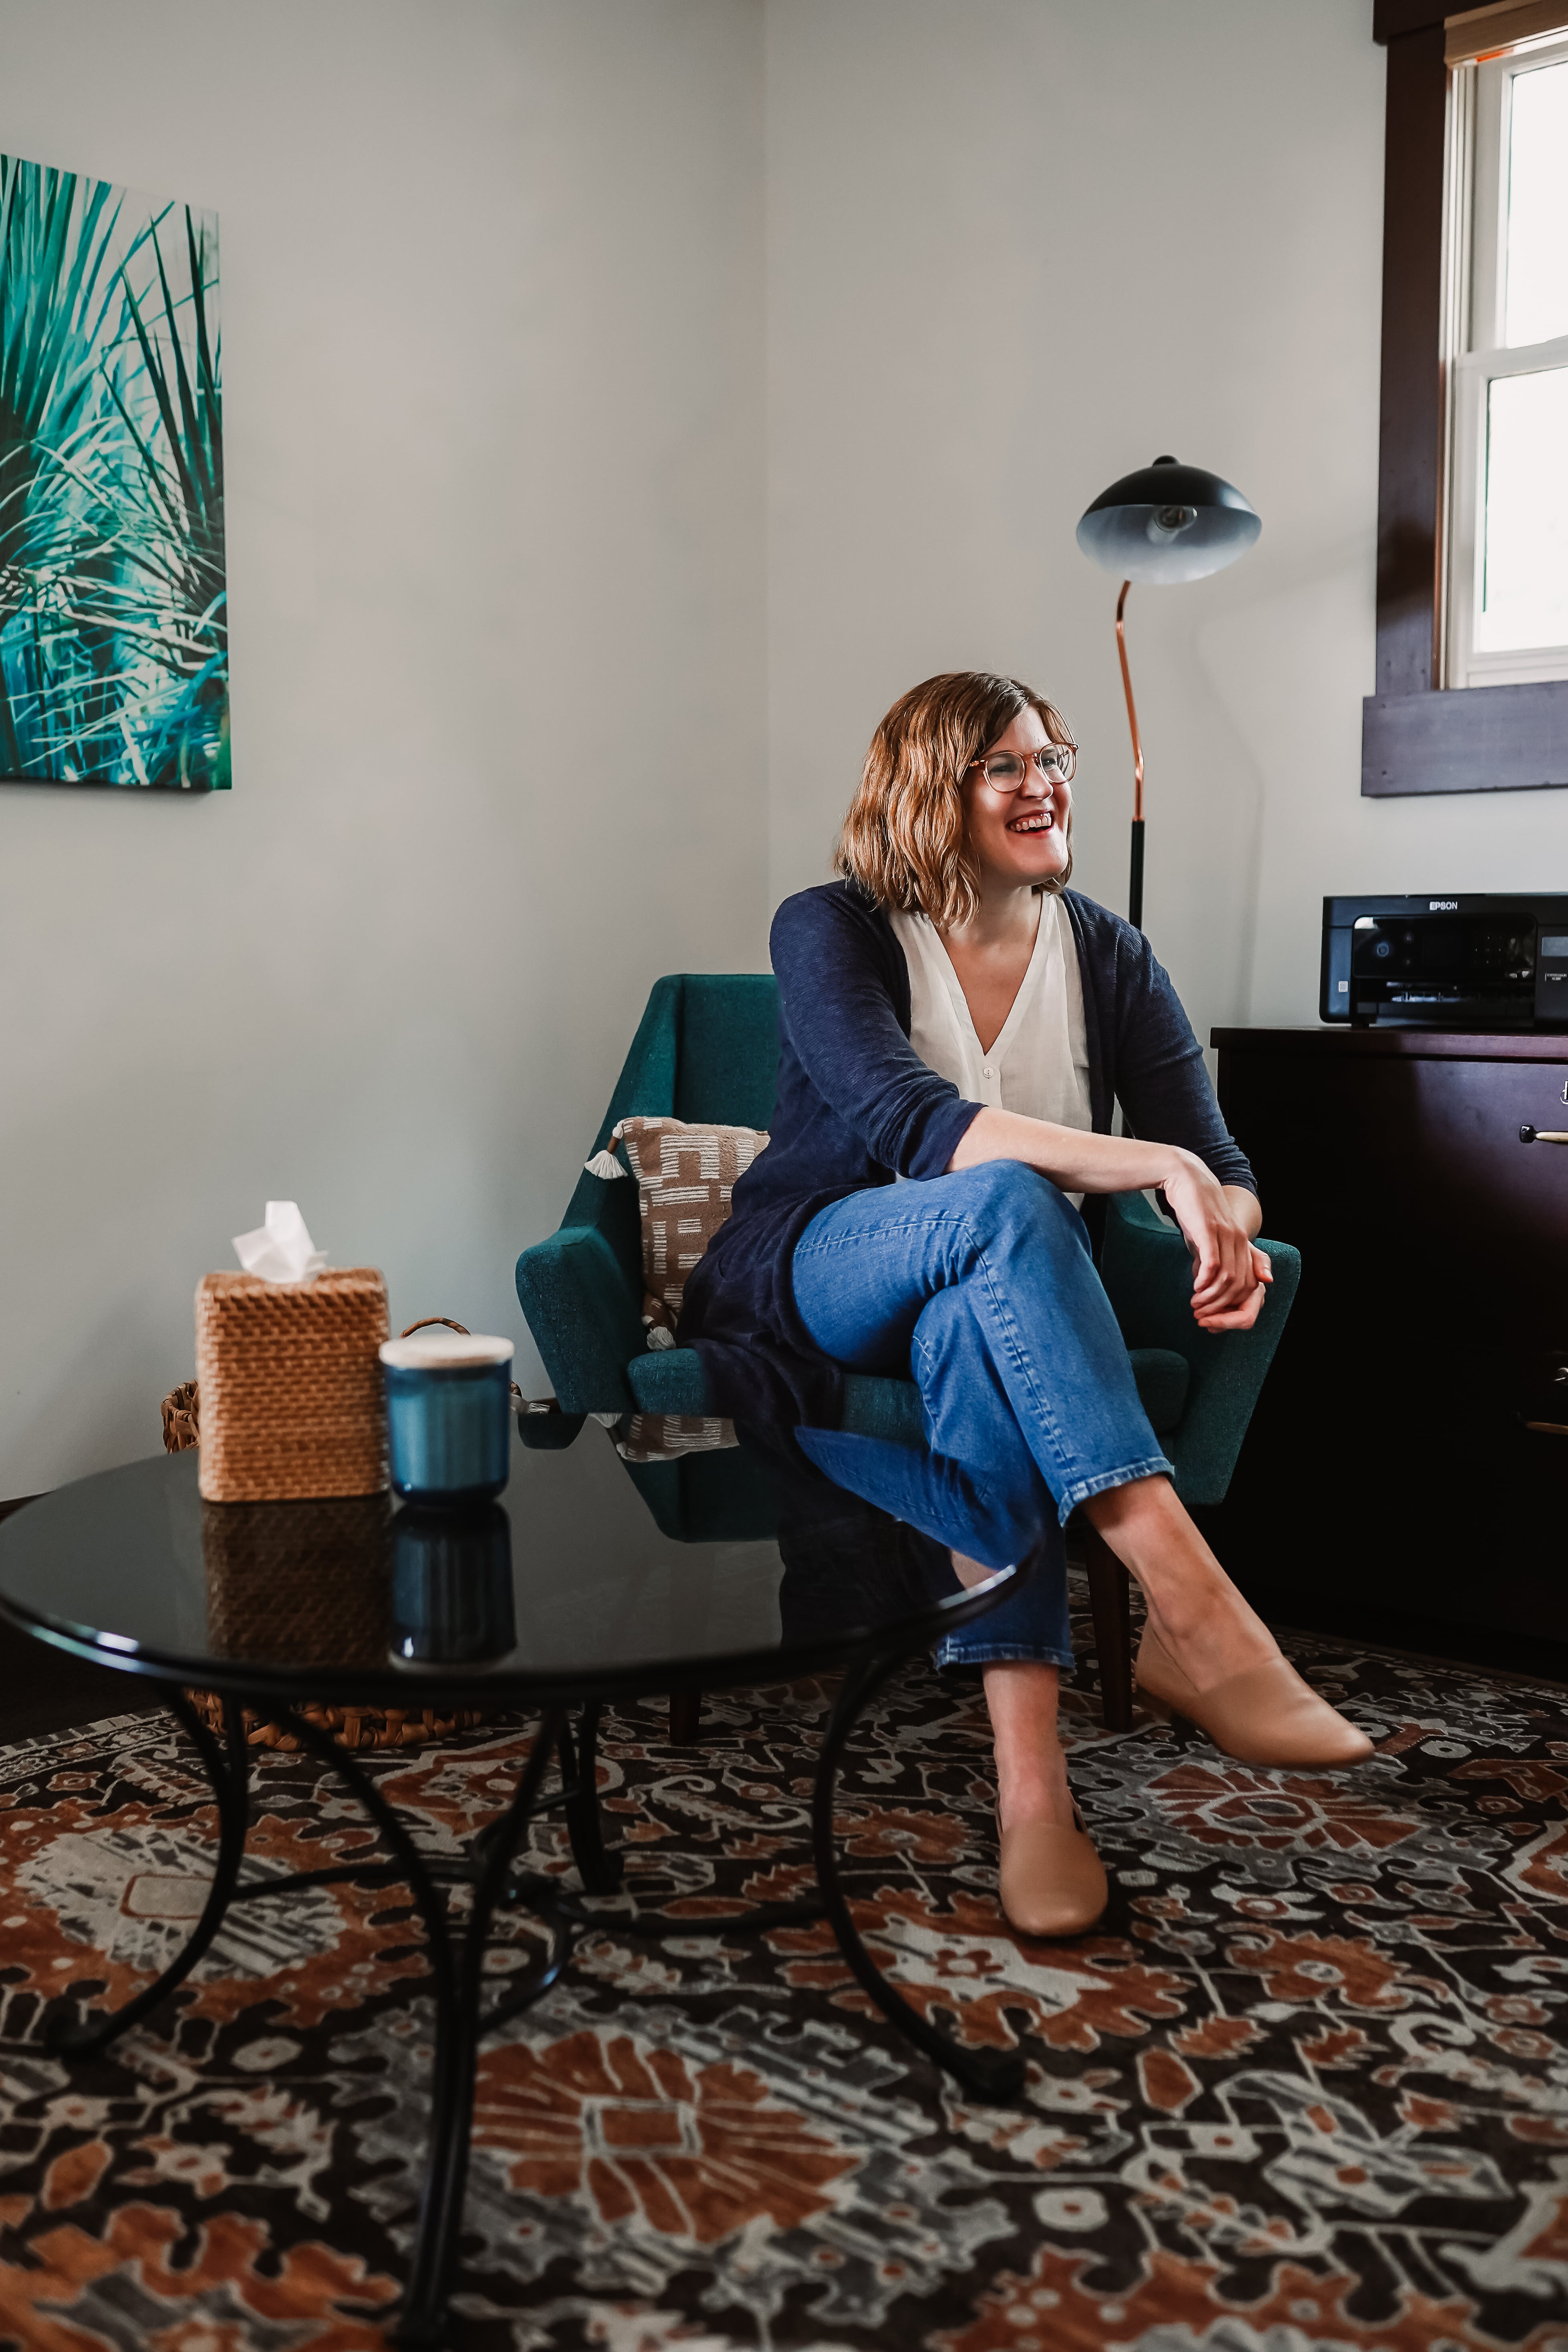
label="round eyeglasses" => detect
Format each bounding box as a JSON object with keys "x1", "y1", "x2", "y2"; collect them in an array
[{"x1": 969, "y1": 742, "x2": 1077, "y2": 792}]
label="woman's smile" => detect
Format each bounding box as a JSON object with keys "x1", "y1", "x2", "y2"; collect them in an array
[{"x1": 962, "y1": 707, "x2": 1074, "y2": 889}]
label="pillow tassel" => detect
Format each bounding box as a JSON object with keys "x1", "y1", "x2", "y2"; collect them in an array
[{"x1": 584, "y1": 1120, "x2": 628, "y2": 1180}]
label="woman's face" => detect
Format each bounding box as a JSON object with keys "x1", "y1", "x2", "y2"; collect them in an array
[{"x1": 960, "y1": 705, "x2": 1073, "y2": 896}]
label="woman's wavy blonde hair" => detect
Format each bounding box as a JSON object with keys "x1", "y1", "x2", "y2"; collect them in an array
[{"x1": 834, "y1": 671, "x2": 1074, "y2": 929}]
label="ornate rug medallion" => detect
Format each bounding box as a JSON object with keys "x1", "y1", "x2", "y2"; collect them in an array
[{"x1": 1, "y1": 1598, "x2": 1566, "y2": 2351}]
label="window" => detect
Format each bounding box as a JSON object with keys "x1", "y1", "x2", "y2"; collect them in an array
[
  {"x1": 1363, "y1": 0, "x2": 1568, "y2": 796},
  {"x1": 1444, "y1": 30, "x2": 1568, "y2": 687}
]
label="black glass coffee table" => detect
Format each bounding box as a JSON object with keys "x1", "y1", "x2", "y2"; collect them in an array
[{"x1": 0, "y1": 1411, "x2": 1030, "y2": 2347}]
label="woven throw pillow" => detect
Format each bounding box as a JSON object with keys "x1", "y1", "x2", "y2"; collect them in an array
[
  {"x1": 614, "y1": 1413, "x2": 738, "y2": 1463},
  {"x1": 586, "y1": 1115, "x2": 768, "y2": 1342}
]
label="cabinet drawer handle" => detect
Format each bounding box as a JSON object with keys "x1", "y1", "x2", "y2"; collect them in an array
[{"x1": 1519, "y1": 1125, "x2": 1568, "y2": 1143}]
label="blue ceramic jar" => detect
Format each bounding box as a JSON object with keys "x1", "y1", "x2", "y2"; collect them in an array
[{"x1": 379, "y1": 1329, "x2": 514, "y2": 1506}]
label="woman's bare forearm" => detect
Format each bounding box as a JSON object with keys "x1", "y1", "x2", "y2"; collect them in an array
[
  {"x1": 947, "y1": 1106, "x2": 1186, "y2": 1195},
  {"x1": 948, "y1": 1108, "x2": 1264, "y2": 1229},
  {"x1": 949, "y1": 1109, "x2": 1268, "y2": 1326}
]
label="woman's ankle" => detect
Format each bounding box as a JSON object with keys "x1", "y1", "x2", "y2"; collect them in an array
[
  {"x1": 1083, "y1": 1482, "x2": 1277, "y2": 1679},
  {"x1": 994, "y1": 1738, "x2": 1075, "y2": 1832},
  {"x1": 981, "y1": 1660, "x2": 1076, "y2": 1830},
  {"x1": 1142, "y1": 1589, "x2": 1279, "y2": 1685}
]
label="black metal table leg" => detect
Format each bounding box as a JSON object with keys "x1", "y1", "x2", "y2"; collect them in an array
[
  {"x1": 265, "y1": 1704, "x2": 469, "y2": 2349},
  {"x1": 84, "y1": 1695, "x2": 594, "y2": 2348},
  {"x1": 811, "y1": 1649, "x2": 1025, "y2": 2103},
  {"x1": 392, "y1": 1707, "x2": 566, "y2": 2349},
  {"x1": 557, "y1": 1701, "x2": 621, "y2": 1894},
  {"x1": 47, "y1": 1689, "x2": 250, "y2": 2060}
]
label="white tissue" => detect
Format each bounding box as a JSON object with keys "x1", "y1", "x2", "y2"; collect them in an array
[{"x1": 233, "y1": 1200, "x2": 328, "y2": 1285}]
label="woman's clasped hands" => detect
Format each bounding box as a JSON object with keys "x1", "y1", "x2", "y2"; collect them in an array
[{"x1": 1159, "y1": 1151, "x2": 1272, "y2": 1332}]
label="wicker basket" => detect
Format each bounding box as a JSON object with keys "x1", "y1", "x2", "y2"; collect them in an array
[
  {"x1": 163, "y1": 1379, "x2": 200, "y2": 1452},
  {"x1": 195, "y1": 1267, "x2": 390, "y2": 1502},
  {"x1": 169, "y1": 1312, "x2": 498, "y2": 1753}
]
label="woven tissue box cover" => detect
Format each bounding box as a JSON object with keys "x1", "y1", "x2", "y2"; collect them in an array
[{"x1": 195, "y1": 1268, "x2": 390, "y2": 1502}]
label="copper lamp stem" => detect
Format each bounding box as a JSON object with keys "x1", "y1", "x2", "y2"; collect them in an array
[
  {"x1": 1115, "y1": 578, "x2": 1143, "y2": 822},
  {"x1": 1115, "y1": 578, "x2": 1147, "y2": 931}
]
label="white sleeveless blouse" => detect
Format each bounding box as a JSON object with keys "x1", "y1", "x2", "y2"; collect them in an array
[{"x1": 887, "y1": 894, "x2": 1093, "y2": 1201}]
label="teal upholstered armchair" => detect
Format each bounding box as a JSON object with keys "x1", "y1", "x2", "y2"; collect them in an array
[{"x1": 516, "y1": 974, "x2": 1300, "y2": 1729}]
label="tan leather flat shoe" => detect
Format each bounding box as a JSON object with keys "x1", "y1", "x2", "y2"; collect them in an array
[
  {"x1": 996, "y1": 1806, "x2": 1108, "y2": 1939},
  {"x1": 1137, "y1": 1624, "x2": 1374, "y2": 1768}
]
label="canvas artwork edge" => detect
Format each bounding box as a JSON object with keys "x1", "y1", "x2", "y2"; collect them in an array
[{"x1": 0, "y1": 148, "x2": 228, "y2": 794}]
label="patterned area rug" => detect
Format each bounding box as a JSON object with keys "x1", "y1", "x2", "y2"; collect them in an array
[{"x1": 2, "y1": 1595, "x2": 1567, "y2": 2352}]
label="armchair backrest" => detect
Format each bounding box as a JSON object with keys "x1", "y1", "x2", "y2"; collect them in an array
[
  {"x1": 520, "y1": 977, "x2": 782, "y2": 1417},
  {"x1": 593, "y1": 974, "x2": 781, "y2": 1147}
]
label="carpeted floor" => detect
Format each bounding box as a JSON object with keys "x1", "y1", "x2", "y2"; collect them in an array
[{"x1": 1, "y1": 1595, "x2": 1566, "y2": 2352}]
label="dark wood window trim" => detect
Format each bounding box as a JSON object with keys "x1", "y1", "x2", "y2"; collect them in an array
[{"x1": 1366, "y1": 1, "x2": 1568, "y2": 795}]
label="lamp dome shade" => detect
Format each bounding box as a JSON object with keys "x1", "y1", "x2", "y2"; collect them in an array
[{"x1": 1076, "y1": 455, "x2": 1261, "y2": 584}]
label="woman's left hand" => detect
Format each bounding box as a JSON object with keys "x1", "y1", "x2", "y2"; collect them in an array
[
  {"x1": 1159, "y1": 1160, "x2": 1269, "y2": 1332},
  {"x1": 1192, "y1": 1243, "x2": 1272, "y2": 1332}
]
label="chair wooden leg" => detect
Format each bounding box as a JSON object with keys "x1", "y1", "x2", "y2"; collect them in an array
[
  {"x1": 668, "y1": 1690, "x2": 703, "y2": 1744},
  {"x1": 1082, "y1": 1528, "x2": 1135, "y2": 1733}
]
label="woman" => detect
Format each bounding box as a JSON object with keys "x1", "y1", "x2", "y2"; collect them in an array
[{"x1": 681, "y1": 671, "x2": 1371, "y2": 1939}]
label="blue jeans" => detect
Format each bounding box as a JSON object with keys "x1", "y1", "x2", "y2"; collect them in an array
[{"x1": 790, "y1": 1161, "x2": 1173, "y2": 1673}]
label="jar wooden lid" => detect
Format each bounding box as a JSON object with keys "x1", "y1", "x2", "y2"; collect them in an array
[{"x1": 379, "y1": 1331, "x2": 514, "y2": 1370}]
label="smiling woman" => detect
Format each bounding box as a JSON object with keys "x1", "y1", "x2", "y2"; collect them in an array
[
  {"x1": 679, "y1": 667, "x2": 1372, "y2": 1944},
  {"x1": 835, "y1": 671, "x2": 1077, "y2": 928}
]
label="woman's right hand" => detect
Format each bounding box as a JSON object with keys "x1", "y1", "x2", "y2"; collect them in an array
[{"x1": 1159, "y1": 1152, "x2": 1271, "y2": 1331}]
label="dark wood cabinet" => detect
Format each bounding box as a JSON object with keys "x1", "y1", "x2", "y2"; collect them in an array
[{"x1": 1208, "y1": 1026, "x2": 1568, "y2": 1647}]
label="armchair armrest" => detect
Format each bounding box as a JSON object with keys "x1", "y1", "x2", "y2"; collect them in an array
[
  {"x1": 1100, "y1": 1189, "x2": 1300, "y2": 1508},
  {"x1": 516, "y1": 976, "x2": 686, "y2": 1417},
  {"x1": 515, "y1": 1163, "x2": 645, "y2": 1416},
  {"x1": 627, "y1": 1346, "x2": 708, "y2": 1415}
]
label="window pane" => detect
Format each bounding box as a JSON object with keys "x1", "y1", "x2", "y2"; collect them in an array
[
  {"x1": 1504, "y1": 57, "x2": 1568, "y2": 347},
  {"x1": 1480, "y1": 365, "x2": 1568, "y2": 649}
]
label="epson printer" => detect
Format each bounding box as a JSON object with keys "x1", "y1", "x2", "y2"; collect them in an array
[{"x1": 1321, "y1": 895, "x2": 1568, "y2": 1028}]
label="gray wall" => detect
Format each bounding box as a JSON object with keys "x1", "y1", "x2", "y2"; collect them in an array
[{"x1": 0, "y1": 0, "x2": 767, "y2": 1492}]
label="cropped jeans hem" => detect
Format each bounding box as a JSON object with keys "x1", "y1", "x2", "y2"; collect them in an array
[
  {"x1": 933, "y1": 1638, "x2": 1076, "y2": 1675},
  {"x1": 1058, "y1": 1455, "x2": 1175, "y2": 1518}
]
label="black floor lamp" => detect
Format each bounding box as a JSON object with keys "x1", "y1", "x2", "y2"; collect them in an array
[{"x1": 1076, "y1": 456, "x2": 1261, "y2": 932}]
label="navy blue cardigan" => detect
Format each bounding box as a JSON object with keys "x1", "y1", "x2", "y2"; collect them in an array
[{"x1": 680, "y1": 882, "x2": 1256, "y2": 1423}]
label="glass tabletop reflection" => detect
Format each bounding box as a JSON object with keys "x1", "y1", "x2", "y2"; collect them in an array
[{"x1": 0, "y1": 1413, "x2": 1024, "y2": 1703}]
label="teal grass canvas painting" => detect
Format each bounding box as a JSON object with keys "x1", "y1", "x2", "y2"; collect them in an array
[{"x1": 0, "y1": 155, "x2": 226, "y2": 791}]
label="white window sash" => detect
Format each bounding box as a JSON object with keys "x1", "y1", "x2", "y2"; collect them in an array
[{"x1": 1442, "y1": 35, "x2": 1568, "y2": 689}]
